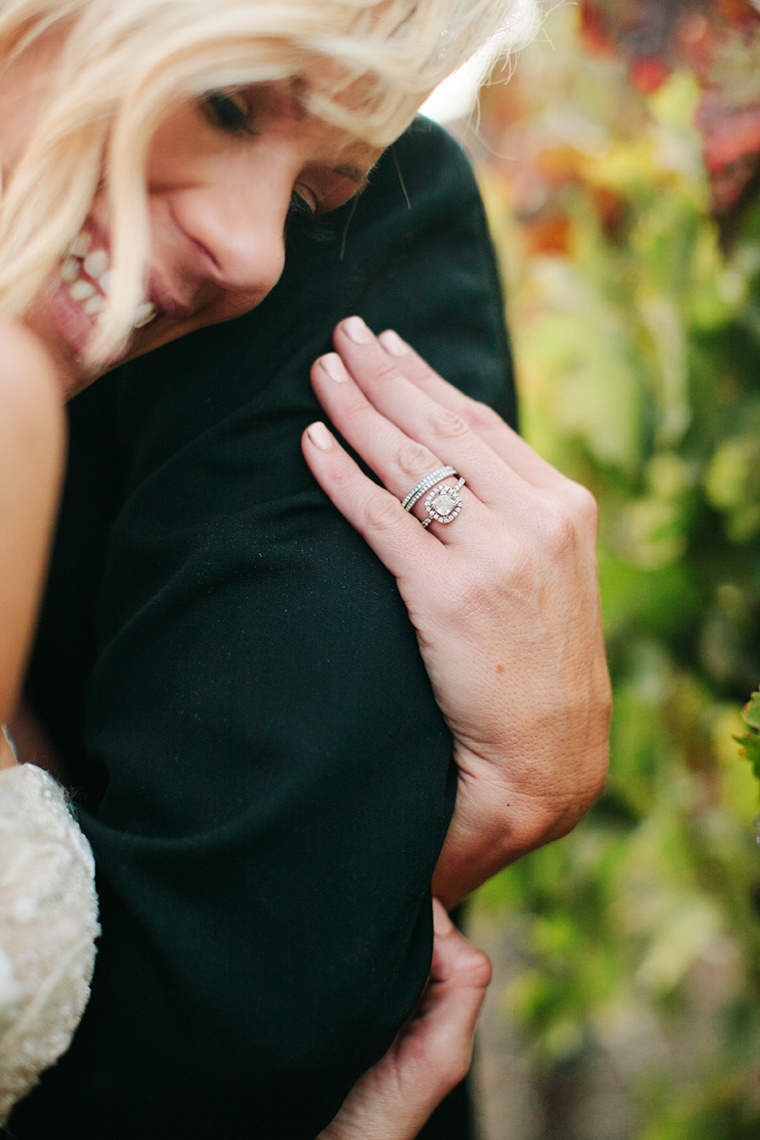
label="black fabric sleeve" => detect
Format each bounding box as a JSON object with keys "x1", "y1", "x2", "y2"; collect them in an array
[{"x1": 15, "y1": 120, "x2": 515, "y2": 1139}]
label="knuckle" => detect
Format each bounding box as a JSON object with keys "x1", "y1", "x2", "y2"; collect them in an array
[
  {"x1": 541, "y1": 499, "x2": 578, "y2": 555},
  {"x1": 466, "y1": 400, "x2": 503, "y2": 434},
  {"x1": 369, "y1": 357, "x2": 401, "y2": 384},
  {"x1": 566, "y1": 480, "x2": 599, "y2": 530},
  {"x1": 426, "y1": 404, "x2": 470, "y2": 443},
  {"x1": 327, "y1": 459, "x2": 359, "y2": 494},
  {"x1": 464, "y1": 945, "x2": 493, "y2": 988},
  {"x1": 359, "y1": 488, "x2": 405, "y2": 533},
  {"x1": 393, "y1": 438, "x2": 439, "y2": 480}
]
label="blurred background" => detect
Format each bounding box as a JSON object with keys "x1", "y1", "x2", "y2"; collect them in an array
[{"x1": 431, "y1": 2, "x2": 760, "y2": 1136}]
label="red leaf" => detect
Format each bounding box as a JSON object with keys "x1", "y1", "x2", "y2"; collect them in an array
[
  {"x1": 699, "y1": 102, "x2": 760, "y2": 174},
  {"x1": 629, "y1": 57, "x2": 672, "y2": 94},
  {"x1": 716, "y1": 0, "x2": 760, "y2": 34},
  {"x1": 580, "y1": 1, "x2": 617, "y2": 54}
]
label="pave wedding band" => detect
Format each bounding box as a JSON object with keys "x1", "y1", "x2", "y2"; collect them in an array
[
  {"x1": 401, "y1": 466, "x2": 457, "y2": 512},
  {"x1": 401, "y1": 467, "x2": 466, "y2": 528}
]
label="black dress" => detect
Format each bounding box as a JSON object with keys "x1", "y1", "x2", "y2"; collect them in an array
[{"x1": 14, "y1": 119, "x2": 516, "y2": 1140}]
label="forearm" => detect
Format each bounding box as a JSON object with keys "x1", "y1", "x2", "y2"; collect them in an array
[{"x1": 0, "y1": 319, "x2": 64, "y2": 726}]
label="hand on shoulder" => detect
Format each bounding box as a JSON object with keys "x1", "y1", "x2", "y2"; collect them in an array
[{"x1": 304, "y1": 319, "x2": 610, "y2": 903}]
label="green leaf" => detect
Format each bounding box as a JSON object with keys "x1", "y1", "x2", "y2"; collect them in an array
[{"x1": 734, "y1": 689, "x2": 760, "y2": 785}]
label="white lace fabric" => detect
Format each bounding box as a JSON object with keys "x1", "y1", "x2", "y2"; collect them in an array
[{"x1": 0, "y1": 763, "x2": 99, "y2": 1122}]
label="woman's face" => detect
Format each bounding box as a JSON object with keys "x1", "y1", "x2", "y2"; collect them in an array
[{"x1": 0, "y1": 33, "x2": 381, "y2": 398}]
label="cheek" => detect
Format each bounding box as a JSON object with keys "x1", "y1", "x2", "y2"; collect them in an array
[
  {"x1": 145, "y1": 105, "x2": 211, "y2": 185},
  {"x1": 0, "y1": 35, "x2": 64, "y2": 179}
]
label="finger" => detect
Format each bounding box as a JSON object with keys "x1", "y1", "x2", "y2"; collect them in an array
[
  {"x1": 318, "y1": 905, "x2": 491, "y2": 1140},
  {"x1": 336, "y1": 318, "x2": 601, "y2": 546},
  {"x1": 380, "y1": 327, "x2": 567, "y2": 491},
  {"x1": 337, "y1": 317, "x2": 568, "y2": 496},
  {"x1": 432, "y1": 897, "x2": 454, "y2": 935},
  {"x1": 427, "y1": 904, "x2": 492, "y2": 993},
  {"x1": 301, "y1": 421, "x2": 449, "y2": 580},
  {"x1": 334, "y1": 318, "x2": 510, "y2": 508},
  {"x1": 309, "y1": 352, "x2": 487, "y2": 542},
  {"x1": 411, "y1": 908, "x2": 492, "y2": 1083}
]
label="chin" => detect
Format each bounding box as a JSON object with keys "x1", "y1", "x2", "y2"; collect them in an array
[{"x1": 53, "y1": 354, "x2": 100, "y2": 402}]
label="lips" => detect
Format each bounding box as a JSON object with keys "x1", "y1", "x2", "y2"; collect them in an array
[{"x1": 146, "y1": 270, "x2": 195, "y2": 323}]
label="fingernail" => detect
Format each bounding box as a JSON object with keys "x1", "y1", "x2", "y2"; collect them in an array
[
  {"x1": 320, "y1": 353, "x2": 349, "y2": 382},
  {"x1": 342, "y1": 315, "x2": 372, "y2": 344},
  {"x1": 306, "y1": 422, "x2": 334, "y2": 450},
  {"x1": 379, "y1": 329, "x2": 408, "y2": 357}
]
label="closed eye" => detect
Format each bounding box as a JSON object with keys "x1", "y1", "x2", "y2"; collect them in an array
[
  {"x1": 201, "y1": 90, "x2": 254, "y2": 136},
  {"x1": 289, "y1": 186, "x2": 317, "y2": 219}
]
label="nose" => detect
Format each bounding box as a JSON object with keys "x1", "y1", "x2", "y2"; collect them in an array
[{"x1": 177, "y1": 178, "x2": 288, "y2": 303}]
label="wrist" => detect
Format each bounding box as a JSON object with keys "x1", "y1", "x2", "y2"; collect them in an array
[{"x1": 433, "y1": 737, "x2": 610, "y2": 904}]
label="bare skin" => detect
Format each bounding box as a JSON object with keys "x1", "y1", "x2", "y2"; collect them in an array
[
  {"x1": 0, "y1": 317, "x2": 65, "y2": 760},
  {"x1": 0, "y1": 32, "x2": 379, "y2": 400}
]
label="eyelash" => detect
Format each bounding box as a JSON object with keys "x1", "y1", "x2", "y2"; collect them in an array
[
  {"x1": 289, "y1": 187, "x2": 317, "y2": 219},
  {"x1": 203, "y1": 90, "x2": 320, "y2": 224},
  {"x1": 202, "y1": 90, "x2": 253, "y2": 135}
]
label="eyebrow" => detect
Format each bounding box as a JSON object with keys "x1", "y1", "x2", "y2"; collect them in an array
[
  {"x1": 332, "y1": 163, "x2": 373, "y2": 194},
  {"x1": 288, "y1": 76, "x2": 377, "y2": 195}
]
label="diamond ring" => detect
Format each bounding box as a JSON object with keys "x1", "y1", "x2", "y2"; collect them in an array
[
  {"x1": 401, "y1": 467, "x2": 466, "y2": 528},
  {"x1": 420, "y1": 478, "x2": 465, "y2": 528},
  {"x1": 401, "y1": 466, "x2": 457, "y2": 513}
]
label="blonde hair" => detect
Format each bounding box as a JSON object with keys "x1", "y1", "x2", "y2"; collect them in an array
[{"x1": 0, "y1": 0, "x2": 539, "y2": 363}]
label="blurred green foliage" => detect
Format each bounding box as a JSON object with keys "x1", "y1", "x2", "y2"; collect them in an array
[
  {"x1": 736, "y1": 690, "x2": 760, "y2": 784},
  {"x1": 473, "y1": 3, "x2": 760, "y2": 1134}
]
